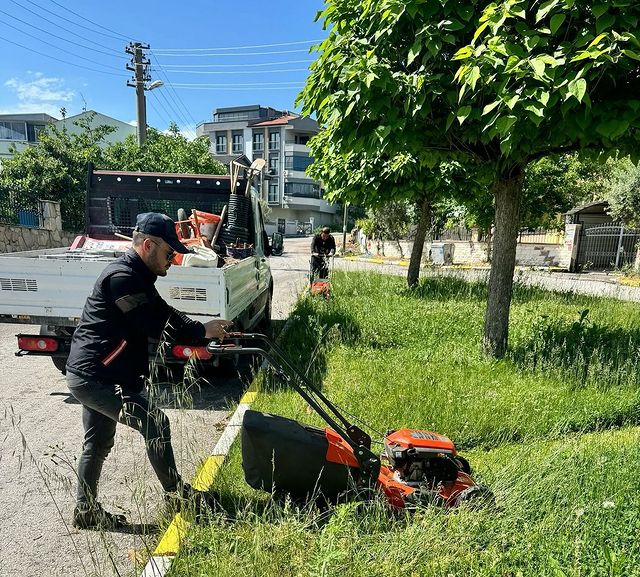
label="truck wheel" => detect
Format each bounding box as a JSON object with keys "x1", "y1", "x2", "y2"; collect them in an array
[
  {"x1": 257, "y1": 292, "x2": 272, "y2": 336},
  {"x1": 52, "y1": 356, "x2": 67, "y2": 374},
  {"x1": 40, "y1": 325, "x2": 68, "y2": 375}
]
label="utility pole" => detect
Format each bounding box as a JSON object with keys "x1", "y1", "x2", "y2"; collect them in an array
[{"x1": 126, "y1": 42, "x2": 151, "y2": 145}]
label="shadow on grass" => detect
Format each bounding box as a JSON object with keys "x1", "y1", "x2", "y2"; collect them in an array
[
  {"x1": 264, "y1": 297, "x2": 362, "y2": 393},
  {"x1": 509, "y1": 311, "x2": 640, "y2": 389}
]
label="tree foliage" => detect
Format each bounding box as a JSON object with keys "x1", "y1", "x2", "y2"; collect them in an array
[
  {"x1": 100, "y1": 123, "x2": 226, "y2": 174},
  {"x1": 300, "y1": 0, "x2": 640, "y2": 357},
  {"x1": 0, "y1": 119, "x2": 227, "y2": 232},
  {"x1": 0, "y1": 113, "x2": 114, "y2": 231},
  {"x1": 607, "y1": 159, "x2": 640, "y2": 226}
]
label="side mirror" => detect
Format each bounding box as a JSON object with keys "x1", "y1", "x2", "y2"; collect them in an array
[{"x1": 262, "y1": 230, "x2": 272, "y2": 257}]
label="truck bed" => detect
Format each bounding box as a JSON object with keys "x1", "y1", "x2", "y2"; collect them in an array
[{"x1": 0, "y1": 246, "x2": 260, "y2": 327}]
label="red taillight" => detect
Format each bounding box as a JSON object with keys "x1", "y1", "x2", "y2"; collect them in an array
[
  {"x1": 18, "y1": 336, "x2": 59, "y2": 352},
  {"x1": 171, "y1": 345, "x2": 212, "y2": 360}
]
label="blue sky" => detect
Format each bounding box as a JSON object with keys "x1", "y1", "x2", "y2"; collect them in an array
[{"x1": 0, "y1": 0, "x2": 327, "y2": 138}]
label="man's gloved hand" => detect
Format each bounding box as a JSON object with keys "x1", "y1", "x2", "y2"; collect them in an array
[{"x1": 203, "y1": 319, "x2": 232, "y2": 341}]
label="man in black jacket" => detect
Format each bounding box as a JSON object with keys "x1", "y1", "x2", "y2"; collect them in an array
[
  {"x1": 66, "y1": 212, "x2": 229, "y2": 530},
  {"x1": 310, "y1": 227, "x2": 336, "y2": 279}
]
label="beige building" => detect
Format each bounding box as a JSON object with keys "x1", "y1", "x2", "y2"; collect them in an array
[{"x1": 197, "y1": 104, "x2": 337, "y2": 235}]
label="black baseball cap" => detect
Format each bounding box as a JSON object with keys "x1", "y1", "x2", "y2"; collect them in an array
[{"x1": 134, "y1": 212, "x2": 190, "y2": 254}]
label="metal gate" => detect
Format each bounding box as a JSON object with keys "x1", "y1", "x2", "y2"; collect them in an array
[{"x1": 577, "y1": 223, "x2": 640, "y2": 270}]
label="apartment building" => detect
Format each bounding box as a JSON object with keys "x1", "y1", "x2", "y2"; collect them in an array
[
  {"x1": 196, "y1": 104, "x2": 337, "y2": 234},
  {"x1": 0, "y1": 113, "x2": 57, "y2": 164},
  {"x1": 0, "y1": 111, "x2": 136, "y2": 166}
]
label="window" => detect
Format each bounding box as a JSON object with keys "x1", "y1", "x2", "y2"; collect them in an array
[
  {"x1": 232, "y1": 133, "x2": 243, "y2": 153},
  {"x1": 284, "y1": 182, "x2": 321, "y2": 198},
  {"x1": 268, "y1": 155, "x2": 279, "y2": 176},
  {"x1": 268, "y1": 130, "x2": 280, "y2": 151},
  {"x1": 268, "y1": 182, "x2": 279, "y2": 203},
  {"x1": 215, "y1": 133, "x2": 227, "y2": 154},
  {"x1": 32, "y1": 125, "x2": 46, "y2": 142},
  {"x1": 0, "y1": 121, "x2": 27, "y2": 141},
  {"x1": 295, "y1": 134, "x2": 311, "y2": 145},
  {"x1": 284, "y1": 154, "x2": 313, "y2": 172},
  {"x1": 252, "y1": 132, "x2": 264, "y2": 152}
]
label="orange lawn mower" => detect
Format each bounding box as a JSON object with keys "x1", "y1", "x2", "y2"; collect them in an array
[
  {"x1": 309, "y1": 253, "x2": 333, "y2": 298},
  {"x1": 206, "y1": 333, "x2": 494, "y2": 510}
]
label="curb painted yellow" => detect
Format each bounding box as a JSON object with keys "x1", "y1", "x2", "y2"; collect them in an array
[
  {"x1": 191, "y1": 455, "x2": 225, "y2": 492},
  {"x1": 153, "y1": 513, "x2": 190, "y2": 556}
]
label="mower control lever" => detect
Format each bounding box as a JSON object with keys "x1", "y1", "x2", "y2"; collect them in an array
[{"x1": 205, "y1": 333, "x2": 381, "y2": 482}]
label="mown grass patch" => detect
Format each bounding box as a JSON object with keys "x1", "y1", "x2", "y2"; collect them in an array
[{"x1": 168, "y1": 272, "x2": 640, "y2": 577}]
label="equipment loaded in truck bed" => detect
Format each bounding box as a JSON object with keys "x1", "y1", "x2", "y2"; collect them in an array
[{"x1": 1, "y1": 164, "x2": 273, "y2": 373}]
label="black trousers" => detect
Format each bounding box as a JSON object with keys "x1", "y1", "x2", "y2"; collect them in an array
[
  {"x1": 311, "y1": 255, "x2": 329, "y2": 279},
  {"x1": 67, "y1": 371, "x2": 181, "y2": 506}
]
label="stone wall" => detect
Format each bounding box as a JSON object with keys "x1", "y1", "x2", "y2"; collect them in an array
[
  {"x1": 0, "y1": 200, "x2": 77, "y2": 253},
  {"x1": 356, "y1": 231, "x2": 571, "y2": 269}
]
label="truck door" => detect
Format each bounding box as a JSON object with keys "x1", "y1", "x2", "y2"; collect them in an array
[{"x1": 253, "y1": 194, "x2": 272, "y2": 300}]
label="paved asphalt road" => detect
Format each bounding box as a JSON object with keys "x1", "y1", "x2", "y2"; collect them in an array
[{"x1": 0, "y1": 238, "x2": 311, "y2": 577}]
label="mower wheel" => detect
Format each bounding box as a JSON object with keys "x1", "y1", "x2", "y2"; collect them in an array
[
  {"x1": 455, "y1": 455, "x2": 472, "y2": 474},
  {"x1": 453, "y1": 484, "x2": 495, "y2": 509}
]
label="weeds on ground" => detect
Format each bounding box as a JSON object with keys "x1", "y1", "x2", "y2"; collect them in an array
[{"x1": 168, "y1": 272, "x2": 640, "y2": 577}]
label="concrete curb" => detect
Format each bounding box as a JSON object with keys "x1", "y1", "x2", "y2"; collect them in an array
[{"x1": 140, "y1": 322, "x2": 292, "y2": 577}]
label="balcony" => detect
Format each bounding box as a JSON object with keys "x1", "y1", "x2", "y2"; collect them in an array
[{"x1": 283, "y1": 195, "x2": 335, "y2": 214}]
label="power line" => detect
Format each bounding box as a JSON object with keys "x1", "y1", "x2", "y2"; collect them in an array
[
  {"x1": 171, "y1": 85, "x2": 305, "y2": 91},
  {"x1": 148, "y1": 49, "x2": 200, "y2": 134},
  {"x1": 172, "y1": 81, "x2": 305, "y2": 87},
  {"x1": 152, "y1": 48, "x2": 314, "y2": 58},
  {"x1": 0, "y1": 18, "x2": 125, "y2": 73},
  {"x1": 160, "y1": 59, "x2": 314, "y2": 69},
  {"x1": 165, "y1": 68, "x2": 310, "y2": 75},
  {"x1": 153, "y1": 39, "x2": 323, "y2": 52},
  {"x1": 0, "y1": 9, "x2": 125, "y2": 65},
  {"x1": 147, "y1": 93, "x2": 176, "y2": 132},
  {"x1": 156, "y1": 88, "x2": 197, "y2": 139},
  {"x1": 45, "y1": 0, "x2": 136, "y2": 42},
  {"x1": 0, "y1": 34, "x2": 126, "y2": 77},
  {"x1": 8, "y1": 0, "x2": 125, "y2": 59}
]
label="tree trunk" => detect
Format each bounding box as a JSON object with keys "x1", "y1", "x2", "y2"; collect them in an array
[
  {"x1": 407, "y1": 196, "x2": 431, "y2": 287},
  {"x1": 483, "y1": 168, "x2": 523, "y2": 358}
]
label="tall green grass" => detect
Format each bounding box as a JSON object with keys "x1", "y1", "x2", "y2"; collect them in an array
[{"x1": 168, "y1": 272, "x2": 640, "y2": 577}]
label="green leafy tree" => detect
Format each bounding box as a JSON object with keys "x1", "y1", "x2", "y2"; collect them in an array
[
  {"x1": 101, "y1": 123, "x2": 226, "y2": 174},
  {"x1": 607, "y1": 159, "x2": 640, "y2": 226},
  {"x1": 0, "y1": 113, "x2": 114, "y2": 231},
  {"x1": 358, "y1": 201, "x2": 412, "y2": 258},
  {"x1": 301, "y1": 0, "x2": 640, "y2": 357}
]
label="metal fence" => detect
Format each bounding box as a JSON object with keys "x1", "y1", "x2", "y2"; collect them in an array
[
  {"x1": 578, "y1": 223, "x2": 640, "y2": 270},
  {"x1": 0, "y1": 195, "x2": 43, "y2": 228},
  {"x1": 432, "y1": 226, "x2": 564, "y2": 245},
  {"x1": 517, "y1": 227, "x2": 564, "y2": 244}
]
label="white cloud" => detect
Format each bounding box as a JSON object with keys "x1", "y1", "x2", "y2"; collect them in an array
[
  {"x1": 1, "y1": 72, "x2": 75, "y2": 117},
  {"x1": 128, "y1": 119, "x2": 137, "y2": 127}
]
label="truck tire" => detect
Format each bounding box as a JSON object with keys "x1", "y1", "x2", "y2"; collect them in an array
[
  {"x1": 256, "y1": 289, "x2": 272, "y2": 337},
  {"x1": 40, "y1": 325, "x2": 69, "y2": 375}
]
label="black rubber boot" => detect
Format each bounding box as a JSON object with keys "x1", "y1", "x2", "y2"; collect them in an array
[
  {"x1": 164, "y1": 483, "x2": 220, "y2": 520},
  {"x1": 73, "y1": 502, "x2": 127, "y2": 530}
]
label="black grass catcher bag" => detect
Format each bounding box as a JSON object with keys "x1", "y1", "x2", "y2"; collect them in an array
[{"x1": 241, "y1": 410, "x2": 359, "y2": 503}]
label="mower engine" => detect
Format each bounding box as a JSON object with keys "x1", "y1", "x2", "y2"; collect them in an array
[{"x1": 379, "y1": 428, "x2": 491, "y2": 508}]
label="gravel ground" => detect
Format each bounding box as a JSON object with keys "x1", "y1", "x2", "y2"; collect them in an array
[
  {"x1": 2, "y1": 237, "x2": 629, "y2": 577},
  {"x1": 0, "y1": 239, "x2": 310, "y2": 577}
]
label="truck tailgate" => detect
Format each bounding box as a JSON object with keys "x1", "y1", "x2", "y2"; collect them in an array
[{"x1": 0, "y1": 253, "x2": 229, "y2": 325}]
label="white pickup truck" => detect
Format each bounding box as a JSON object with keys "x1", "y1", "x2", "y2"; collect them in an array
[{"x1": 0, "y1": 168, "x2": 273, "y2": 372}]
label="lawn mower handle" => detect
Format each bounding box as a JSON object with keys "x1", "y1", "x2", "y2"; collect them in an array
[{"x1": 207, "y1": 333, "x2": 381, "y2": 481}]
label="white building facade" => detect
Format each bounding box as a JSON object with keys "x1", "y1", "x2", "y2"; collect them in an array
[{"x1": 196, "y1": 104, "x2": 337, "y2": 235}]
